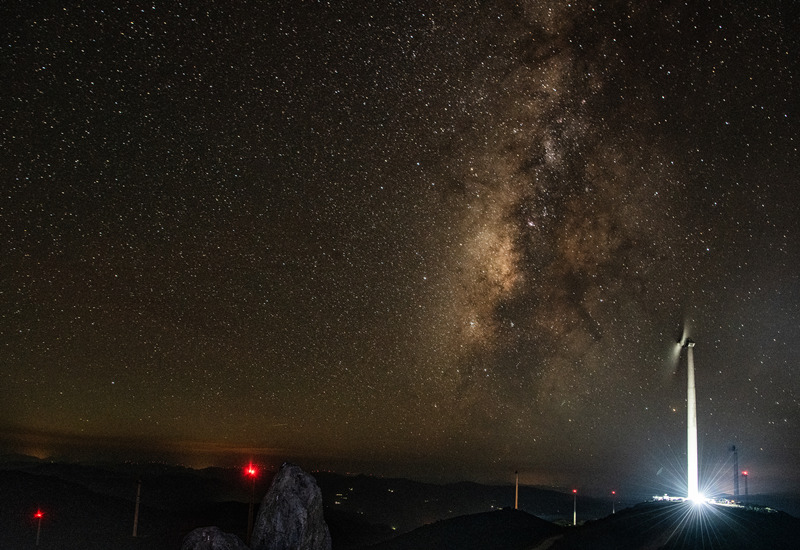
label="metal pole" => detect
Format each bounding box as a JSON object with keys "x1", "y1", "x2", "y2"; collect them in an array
[
  {"x1": 573, "y1": 490, "x2": 577, "y2": 526},
  {"x1": 742, "y1": 472, "x2": 749, "y2": 504},
  {"x1": 133, "y1": 479, "x2": 141, "y2": 537},
  {"x1": 514, "y1": 471, "x2": 518, "y2": 510},
  {"x1": 36, "y1": 510, "x2": 42, "y2": 546},
  {"x1": 247, "y1": 476, "x2": 255, "y2": 544}
]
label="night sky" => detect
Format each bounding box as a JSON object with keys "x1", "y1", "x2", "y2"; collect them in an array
[{"x1": 2, "y1": 1, "x2": 798, "y2": 495}]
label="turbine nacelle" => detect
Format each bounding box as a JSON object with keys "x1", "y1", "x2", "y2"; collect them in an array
[{"x1": 669, "y1": 320, "x2": 691, "y2": 373}]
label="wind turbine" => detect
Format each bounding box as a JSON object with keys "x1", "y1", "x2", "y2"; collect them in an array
[{"x1": 671, "y1": 322, "x2": 700, "y2": 501}]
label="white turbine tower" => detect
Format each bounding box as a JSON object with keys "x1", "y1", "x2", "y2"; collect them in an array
[{"x1": 684, "y1": 339, "x2": 699, "y2": 501}]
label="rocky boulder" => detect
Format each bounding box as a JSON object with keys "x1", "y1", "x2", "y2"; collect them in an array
[
  {"x1": 251, "y1": 462, "x2": 332, "y2": 550},
  {"x1": 181, "y1": 526, "x2": 249, "y2": 550}
]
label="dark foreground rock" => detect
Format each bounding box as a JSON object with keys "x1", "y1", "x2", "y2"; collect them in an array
[
  {"x1": 251, "y1": 462, "x2": 332, "y2": 550},
  {"x1": 181, "y1": 526, "x2": 249, "y2": 550}
]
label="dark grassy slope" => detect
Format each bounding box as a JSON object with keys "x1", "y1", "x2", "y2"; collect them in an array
[
  {"x1": 0, "y1": 460, "x2": 262, "y2": 549},
  {"x1": 0, "y1": 469, "x2": 182, "y2": 549},
  {"x1": 551, "y1": 501, "x2": 800, "y2": 550},
  {"x1": 365, "y1": 508, "x2": 562, "y2": 550},
  {"x1": 0, "y1": 462, "x2": 391, "y2": 549},
  {"x1": 360, "y1": 501, "x2": 800, "y2": 550}
]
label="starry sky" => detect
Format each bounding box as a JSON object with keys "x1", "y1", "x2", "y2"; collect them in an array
[{"x1": 2, "y1": 1, "x2": 798, "y2": 495}]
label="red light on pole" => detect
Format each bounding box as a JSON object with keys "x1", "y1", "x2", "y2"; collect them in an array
[
  {"x1": 741, "y1": 470, "x2": 749, "y2": 504},
  {"x1": 612, "y1": 491, "x2": 616, "y2": 514},
  {"x1": 572, "y1": 490, "x2": 577, "y2": 526},
  {"x1": 244, "y1": 463, "x2": 259, "y2": 545},
  {"x1": 34, "y1": 509, "x2": 43, "y2": 546}
]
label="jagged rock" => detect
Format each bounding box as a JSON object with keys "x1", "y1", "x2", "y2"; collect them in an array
[
  {"x1": 181, "y1": 526, "x2": 249, "y2": 550},
  {"x1": 251, "y1": 462, "x2": 332, "y2": 550}
]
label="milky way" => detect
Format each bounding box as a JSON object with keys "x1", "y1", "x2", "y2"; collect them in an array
[{"x1": 2, "y1": 1, "x2": 797, "y2": 493}]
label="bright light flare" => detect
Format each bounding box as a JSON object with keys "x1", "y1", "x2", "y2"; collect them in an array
[
  {"x1": 34, "y1": 510, "x2": 43, "y2": 519},
  {"x1": 244, "y1": 462, "x2": 258, "y2": 478}
]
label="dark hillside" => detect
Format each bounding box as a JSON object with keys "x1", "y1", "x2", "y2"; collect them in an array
[
  {"x1": 366, "y1": 508, "x2": 562, "y2": 550},
  {"x1": 2, "y1": 459, "x2": 798, "y2": 550},
  {"x1": 552, "y1": 501, "x2": 800, "y2": 550}
]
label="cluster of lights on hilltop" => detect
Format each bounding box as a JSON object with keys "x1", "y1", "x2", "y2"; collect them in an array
[{"x1": 650, "y1": 463, "x2": 756, "y2": 509}]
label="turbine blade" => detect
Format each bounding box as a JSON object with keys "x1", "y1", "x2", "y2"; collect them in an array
[
  {"x1": 677, "y1": 322, "x2": 686, "y2": 347},
  {"x1": 670, "y1": 342, "x2": 682, "y2": 374},
  {"x1": 668, "y1": 318, "x2": 689, "y2": 374}
]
